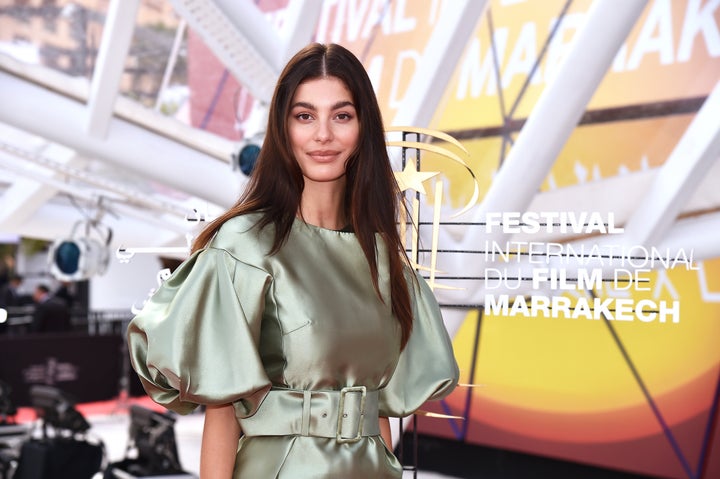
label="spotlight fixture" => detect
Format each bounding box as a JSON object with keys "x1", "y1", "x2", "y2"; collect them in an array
[
  {"x1": 48, "y1": 219, "x2": 112, "y2": 281},
  {"x1": 232, "y1": 102, "x2": 267, "y2": 177},
  {"x1": 232, "y1": 139, "x2": 262, "y2": 176}
]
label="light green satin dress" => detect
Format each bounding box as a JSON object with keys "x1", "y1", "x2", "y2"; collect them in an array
[{"x1": 127, "y1": 213, "x2": 459, "y2": 478}]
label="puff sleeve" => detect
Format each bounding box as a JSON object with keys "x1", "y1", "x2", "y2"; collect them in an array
[
  {"x1": 126, "y1": 246, "x2": 272, "y2": 416},
  {"x1": 379, "y1": 271, "x2": 459, "y2": 417}
]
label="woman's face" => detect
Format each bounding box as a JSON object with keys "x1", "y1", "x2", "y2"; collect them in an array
[{"x1": 288, "y1": 76, "x2": 359, "y2": 188}]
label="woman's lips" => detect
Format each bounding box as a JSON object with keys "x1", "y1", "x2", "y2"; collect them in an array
[{"x1": 308, "y1": 150, "x2": 340, "y2": 162}]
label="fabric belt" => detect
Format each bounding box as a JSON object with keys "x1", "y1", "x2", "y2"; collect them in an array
[{"x1": 239, "y1": 386, "x2": 380, "y2": 443}]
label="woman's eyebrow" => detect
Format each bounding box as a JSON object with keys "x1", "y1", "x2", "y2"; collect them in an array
[
  {"x1": 290, "y1": 100, "x2": 355, "y2": 110},
  {"x1": 332, "y1": 100, "x2": 355, "y2": 110}
]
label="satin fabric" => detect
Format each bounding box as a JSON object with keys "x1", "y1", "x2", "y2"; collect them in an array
[{"x1": 127, "y1": 213, "x2": 459, "y2": 478}]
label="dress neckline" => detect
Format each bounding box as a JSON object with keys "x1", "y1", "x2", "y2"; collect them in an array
[{"x1": 294, "y1": 216, "x2": 354, "y2": 234}]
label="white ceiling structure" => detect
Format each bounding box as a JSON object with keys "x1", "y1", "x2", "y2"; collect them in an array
[{"x1": 0, "y1": 0, "x2": 719, "y2": 303}]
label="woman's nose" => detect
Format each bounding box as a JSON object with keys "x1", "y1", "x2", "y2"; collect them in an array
[{"x1": 315, "y1": 120, "x2": 333, "y2": 142}]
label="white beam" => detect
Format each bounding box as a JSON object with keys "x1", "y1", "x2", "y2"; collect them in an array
[
  {"x1": 622, "y1": 79, "x2": 720, "y2": 246},
  {"x1": 0, "y1": 138, "x2": 192, "y2": 218},
  {"x1": 85, "y1": 0, "x2": 141, "y2": 138},
  {"x1": 14, "y1": 202, "x2": 187, "y2": 250},
  {"x1": 0, "y1": 144, "x2": 80, "y2": 229},
  {"x1": 0, "y1": 54, "x2": 236, "y2": 162},
  {"x1": 155, "y1": 19, "x2": 188, "y2": 111},
  {"x1": 214, "y1": 0, "x2": 283, "y2": 70},
  {"x1": 0, "y1": 176, "x2": 56, "y2": 230},
  {"x1": 0, "y1": 71, "x2": 239, "y2": 208},
  {"x1": 278, "y1": 0, "x2": 324, "y2": 65},
  {"x1": 654, "y1": 212, "x2": 720, "y2": 263},
  {"x1": 413, "y1": 0, "x2": 650, "y2": 307},
  {"x1": 391, "y1": 0, "x2": 488, "y2": 127},
  {"x1": 477, "y1": 0, "x2": 649, "y2": 218},
  {"x1": 168, "y1": 0, "x2": 280, "y2": 103},
  {"x1": 0, "y1": 153, "x2": 194, "y2": 240}
]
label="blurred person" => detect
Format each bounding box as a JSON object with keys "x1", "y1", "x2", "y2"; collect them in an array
[
  {"x1": 0, "y1": 254, "x2": 15, "y2": 290},
  {"x1": 54, "y1": 281, "x2": 76, "y2": 310},
  {"x1": 0, "y1": 274, "x2": 26, "y2": 308},
  {"x1": 30, "y1": 284, "x2": 72, "y2": 333},
  {"x1": 127, "y1": 43, "x2": 458, "y2": 478}
]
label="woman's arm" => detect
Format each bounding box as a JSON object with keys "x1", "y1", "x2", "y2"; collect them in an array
[
  {"x1": 201, "y1": 403, "x2": 241, "y2": 478},
  {"x1": 379, "y1": 416, "x2": 392, "y2": 448}
]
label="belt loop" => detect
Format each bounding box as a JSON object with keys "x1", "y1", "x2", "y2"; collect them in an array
[{"x1": 301, "y1": 390, "x2": 311, "y2": 436}]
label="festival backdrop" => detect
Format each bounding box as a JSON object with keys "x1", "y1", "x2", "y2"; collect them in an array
[{"x1": 186, "y1": 1, "x2": 720, "y2": 478}]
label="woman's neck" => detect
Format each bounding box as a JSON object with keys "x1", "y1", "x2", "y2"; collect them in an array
[{"x1": 299, "y1": 181, "x2": 347, "y2": 230}]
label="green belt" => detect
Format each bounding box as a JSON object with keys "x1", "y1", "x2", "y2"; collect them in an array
[{"x1": 239, "y1": 386, "x2": 380, "y2": 443}]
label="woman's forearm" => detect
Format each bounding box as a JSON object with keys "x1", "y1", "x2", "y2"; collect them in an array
[
  {"x1": 201, "y1": 403, "x2": 241, "y2": 478},
  {"x1": 379, "y1": 416, "x2": 392, "y2": 448}
]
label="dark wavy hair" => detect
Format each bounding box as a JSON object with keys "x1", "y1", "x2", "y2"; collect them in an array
[{"x1": 192, "y1": 43, "x2": 412, "y2": 348}]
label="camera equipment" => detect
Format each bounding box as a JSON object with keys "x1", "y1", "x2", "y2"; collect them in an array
[
  {"x1": 0, "y1": 380, "x2": 24, "y2": 479},
  {"x1": 128, "y1": 405, "x2": 183, "y2": 473},
  {"x1": 104, "y1": 405, "x2": 191, "y2": 478},
  {"x1": 13, "y1": 385, "x2": 104, "y2": 479},
  {"x1": 28, "y1": 384, "x2": 90, "y2": 435},
  {"x1": 0, "y1": 445, "x2": 17, "y2": 479},
  {"x1": 0, "y1": 381, "x2": 17, "y2": 422}
]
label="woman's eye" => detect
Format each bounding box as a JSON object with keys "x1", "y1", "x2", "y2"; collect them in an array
[
  {"x1": 296, "y1": 113, "x2": 313, "y2": 121},
  {"x1": 336, "y1": 113, "x2": 352, "y2": 120}
]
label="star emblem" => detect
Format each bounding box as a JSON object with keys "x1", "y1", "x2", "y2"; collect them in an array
[{"x1": 394, "y1": 161, "x2": 439, "y2": 195}]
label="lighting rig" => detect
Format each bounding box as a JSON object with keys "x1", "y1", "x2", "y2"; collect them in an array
[
  {"x1": 231, "y1": 135, "x2": 264, "y2": 177},
  {"x1": 48, "y1": 218, "x2": 112, "y2": 282}
]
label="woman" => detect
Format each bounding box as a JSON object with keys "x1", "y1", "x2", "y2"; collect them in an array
[{"x1": 127, "y1": 43, "x2": 458, "y2": 478}]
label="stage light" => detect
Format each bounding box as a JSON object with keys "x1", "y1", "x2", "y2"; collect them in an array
[
  {"x1": 232, "y1": 140, "x2": 262, "y2": 176},
  {"x1": 48, "y1": 237, "x2": 109, "y2": 281},
  {"x1": 48, "y1": 220, "x2": 111, "y2": 281},
  {"x1": 232, "y1": 103, "x2": 266, "y2": 177}
]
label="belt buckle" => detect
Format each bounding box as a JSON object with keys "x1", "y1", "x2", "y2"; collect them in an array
[{"x1": 336, "y1": 386, "x2": 366, "y2": 444}]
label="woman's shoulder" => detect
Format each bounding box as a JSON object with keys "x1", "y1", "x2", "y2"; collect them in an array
[
  {"x1": 208, "y1": 212, "x2": 273, "y2": 261},
  {"x1": 217, "y1": 212, "x2": 264, "y2": 234}
]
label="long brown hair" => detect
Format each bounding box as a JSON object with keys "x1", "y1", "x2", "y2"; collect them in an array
[{"x1": 192, "y1": 43, "x2": 413, "y2": 348}]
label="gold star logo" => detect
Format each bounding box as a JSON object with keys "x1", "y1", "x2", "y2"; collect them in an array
[{"x1": 394, "y1": 162, "x2": 439, "y2": 195}]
